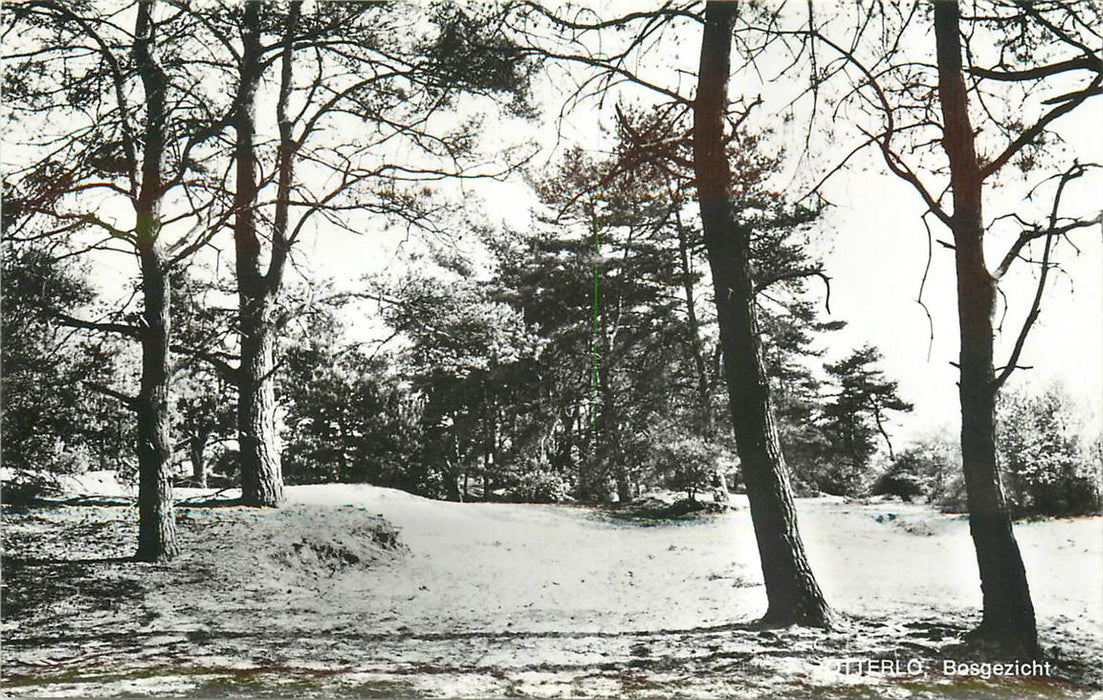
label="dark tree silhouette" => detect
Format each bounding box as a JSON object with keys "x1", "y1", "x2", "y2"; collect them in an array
[
  {"x1": 815, "y1": 345, "x2": 913, "y2": 495},
  {"x1": 693, "y1": 2, "x2": 832, "y2": 627},
  {"x1": 0, "y1": 248, "x2": 130, "y2": 476}
]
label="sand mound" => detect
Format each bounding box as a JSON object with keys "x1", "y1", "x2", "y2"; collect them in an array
[
  {"x1": 265, "y1": 517, "x2": 403, "y2": 575},
  {"x1": 176, "y1": 504, "x2": 405, "y2": 584}
]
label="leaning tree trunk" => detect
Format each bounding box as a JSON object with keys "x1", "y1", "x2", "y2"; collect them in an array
[
  {"x1": 693, "y1": 1, "x2": 832, "y2": 627},
  {"x1": 133, "y1": 0, "x2": 177, "y2": 562},
  {"x1": 933, "y1": 0, "x2": 1037, "y2": 658},
  {"x1": 233, "y1": 2, "x2": 284, "y2": 507}
]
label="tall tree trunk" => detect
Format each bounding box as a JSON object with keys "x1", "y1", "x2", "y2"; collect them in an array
[
  {"x1": 135, "y1": 248, "x2": 177, "y2": 561},
  {"x1": 237, "y1": 299, "x2": 283, "y2": 505},
  {"x1": 693, "y1": 1, "x2": 831, "y2": 627},
  {"x1": 592, "y1": 228, "x2": 633, "y2": 504},
  {"x1": 676, "y1": 215, "x2": 714, "y2": 437},
  {"x1": 133, "y1": 0, "x2": 177, "y2": 562},
  {"x1": 189, "y1": 430, "x2": 210, "y2": 488},
  {"x1": 233, "y1": 2, "x2": 283, "y2": 507},
  {"x1": 677, "y1": 212, "x2": 727, "y2": 499},
  {"x1": 933, "y1": 0, "x2": 1037, "y2": 658}
]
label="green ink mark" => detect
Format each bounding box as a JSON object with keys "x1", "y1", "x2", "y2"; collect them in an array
[{"x1": 591, "y1": 209, "x2": 600, "y2": 432}]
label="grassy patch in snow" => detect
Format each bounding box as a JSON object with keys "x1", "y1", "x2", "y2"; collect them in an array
[{"x1": 596, "y1": 497, "x2": 731, "y2": 525}]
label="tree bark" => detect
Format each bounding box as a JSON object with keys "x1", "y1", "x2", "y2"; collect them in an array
[
  {"x1": 133, "y1": 0, "x2": 178, "y2": 562},
  {"x1": 189, "y1": 430, "x2": 209, "y2": 488},
  {"x1": 237, "y1": 296, "x2": 284, "y2": 505},
  {"x1": 233, "y1": 2, "x2": 284, "y2": 507},
  {"x1": 135, "y1": 248, "x2": 177, "y2": 561},
  {"x1": 933, "y1": 0, "x2": 1038, "y2": 658},
  {"x1": 693, "y1": 1, "x2": 831, "y2": 627}
]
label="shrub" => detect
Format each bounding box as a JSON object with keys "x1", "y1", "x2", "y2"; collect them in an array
[
  {"x1": 652, "y1": 435, "x2": 724, "y2": 501},
  {"x1": 873, "y1": 430, "x2": 960, "y2": 505},
  {"x1": 505, "y1": 466, "x2": 571, "y2": 503},
  {"x1": 871, "y1": 468, "x2": 927, "y2": 502},
  {"x1": 0, "y1": 469, "x2": 63, "y2": 504},
  {"x1": 997, "y1": 384, "x2": 1101, "y2": 517}
]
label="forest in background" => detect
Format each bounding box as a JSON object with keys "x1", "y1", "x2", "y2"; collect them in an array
[{"x1": 5, "y1": 216, "x2": 1100, "y2": 516}]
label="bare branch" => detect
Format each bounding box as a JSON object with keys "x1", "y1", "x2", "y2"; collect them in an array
[
  {"x1": 981, "y1": 73, "x2": 1103, "y2": 180},
  {"x1": 992, "y1": 163, "x2": 1100, "y2": 279},
  {"x1": 993, "y1": 163, "x2": 1099, "y2": 388},
  {"x1": 970, "y1": 55, "x2": 1102, "y2": 81},
  {"x1": 55, "y1": 312, "x2": 142, "y2": 339},
  {"x1": 85, "y1": 381, "x2": 138, "y2": 410}
]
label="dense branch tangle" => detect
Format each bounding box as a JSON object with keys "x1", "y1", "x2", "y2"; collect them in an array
[
  {"x1": 1, "y1": 0, "x2": 248, "y2": 560},
  {"x1": 749, "y1": 0, "x2": 1101, "y2": 657},
  {"x1": 506, "y1": 0, "x2": 837, "y2": 626},
  {"x1": 189, "y1": 1, "x2": 539, "y2": 506},
  {"x1": 2, "y1": 1, "x2": 538, "y2": 536}
]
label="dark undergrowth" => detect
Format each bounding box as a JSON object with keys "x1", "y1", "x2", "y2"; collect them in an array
[{"x1": 599, "y1": 496, "x2": 731, "y2": 524}]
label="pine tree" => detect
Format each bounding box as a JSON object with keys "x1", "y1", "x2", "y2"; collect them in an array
[{"x1": 819, "y1": 345, "x2": 913, "y2": 495}]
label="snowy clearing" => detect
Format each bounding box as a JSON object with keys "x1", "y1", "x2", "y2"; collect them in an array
[{"x1": 2, "y1": 482, "x2": 1101, "y2": 697}]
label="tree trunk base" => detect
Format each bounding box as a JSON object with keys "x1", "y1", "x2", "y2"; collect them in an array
[
  {"x1": 240, "y1": 497, "x2": 283, "y2": 508},
  {"x1": 759, "y1": 602, "x2": 838, "y2": 630},
  {"x1": 964, "y1": 623, "x2": 1041, "y2": 660},
  {"x1": 134, "y1": 541, "x2": 179, "y2": 563}
]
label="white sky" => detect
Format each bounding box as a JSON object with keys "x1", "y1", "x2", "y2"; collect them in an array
[{"x1": 816, "y1": 137, "x2": 1103, "y2": 440}]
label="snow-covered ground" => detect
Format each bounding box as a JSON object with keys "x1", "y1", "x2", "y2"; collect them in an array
[
  {"x1": 284, "y1": 484, "x2": 1103, "y2": 640},
  {"x1": 2, "y1": 481, "x2": 1100, "y2": 697}
]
